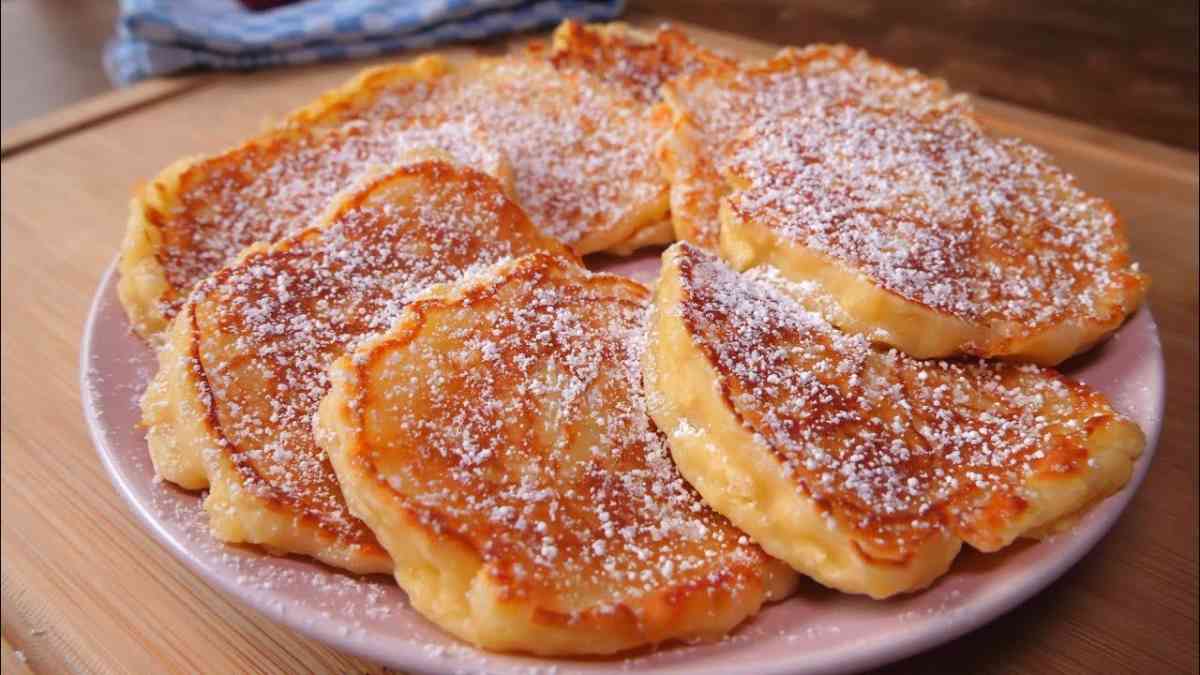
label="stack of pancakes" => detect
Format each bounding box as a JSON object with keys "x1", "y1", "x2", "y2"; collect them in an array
[{"x1": 124, "y1": 21, "x2": 1148, "y2": 656}]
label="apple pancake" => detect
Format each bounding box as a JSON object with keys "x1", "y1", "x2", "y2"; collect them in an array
[
  {"x1": 720, "y1": 102, "x2": 1148, "y2": 364},
  {"x1": 532, "y1": 20, "x2": 733, "y2": 105},
  {"x1": 118, "y1": 56, "x2": 503, "y2": 339},
  {"x1": 644, "y1": 243, "x2": 1145, "y2": 599},
  {"x1": 527, "y1": 20, "x2": 738, "y2": 254},
  {"x1": 290, "y1": 54, "x2": 669, "y2": 256},
  {"x1": 316, "y1": 252, "x2": 797, "y2": 654},
  {"x1": 657, "y1": 44, "x2": 965, "y2": 249},
  {"x1": 140, "y1": 160, "x2": 566, "y2": 574},
  {"x1": 121, "y1": 50, "x2": 670, "y2": 340},
  {"x1": 525, "y1": 20, "x2": 738, "y2": 255}
]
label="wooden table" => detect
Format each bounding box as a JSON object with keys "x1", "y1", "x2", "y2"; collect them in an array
[{"x1": 2, "y1": 18, "x2": 1197, "y2": 675}]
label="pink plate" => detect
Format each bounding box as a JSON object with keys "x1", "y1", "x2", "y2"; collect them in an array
[{"x1": 82, "y1": 250, "x2": 1163, "y2": 675}]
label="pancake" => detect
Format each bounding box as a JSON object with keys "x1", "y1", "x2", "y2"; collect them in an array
[
  {"x1": 643, "y1": 243, "x2": 1145, "y2": 599},
  {"x1": 526, "y1": 20, "x2": 735, "y2": 253},
  {"x1": 720, "y1": 101, "x2": 1148, "y2": 364},
  {"x1": 291, "y1": 53, "x2": 669, "y2": 256},
  {"x1": 120, "y1": 51, "x2": 669, "y2": 340},
  {"x1": 531, "y1": 20, "x2": 733, "y2": 105},
  {"x1": 140, "y1": 160, "x2": 566, "y2": 574},
  {"x1": 118, "y1": 56, "x2": 503, "y2": 339},
  {"x1": 657, "y1": 44, "x2": 964, "y2": 249},
  {"x1": 315, "y1": 252, "x2": 797, "y2": 654}
]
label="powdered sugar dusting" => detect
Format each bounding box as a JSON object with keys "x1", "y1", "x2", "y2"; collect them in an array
[
  {"x1": 672, "y1": 245, "x2": 1137, "y2": 556},
  {"x1": 148, "y1": 55, "x2": 665, "y2": 327},
  {"x1": 664, "y1": 44, "x2": 962, "y2": 246},
  {"x1": 541, "y1": 21, "x2": 734, "y2": 104},
  {"x1": 189, "y1": 164, "x2": 557, "y2": 548},
  {"x1": 350, "y1": 57, "x2": 667, "y2": 251},
  {"x1": 85, "y1": 193, "x2": 1162, "y2": 674},
  {"x1": 154, "y1": 104, "x2": 502, "y2": 320},
  {"x1": 724, "y1": 100, "x2": 1143, "y2": 327},
  {"x1": 351, "y1": 254, "x2": 773, "y2": 608}
]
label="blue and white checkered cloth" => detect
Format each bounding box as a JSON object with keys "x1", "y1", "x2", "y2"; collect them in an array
[{"x1": 105, "y1": 0, "x2": 624, "y2": 85}]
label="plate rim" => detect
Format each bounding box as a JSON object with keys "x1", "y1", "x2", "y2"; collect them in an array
[{"x1": 81, "y1": 258, "x2": 1165, "y2": 675}]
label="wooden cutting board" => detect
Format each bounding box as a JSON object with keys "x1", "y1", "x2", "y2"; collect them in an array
[{"x1": 2, "y1": 14, "x2": 1196, "y2": 675}]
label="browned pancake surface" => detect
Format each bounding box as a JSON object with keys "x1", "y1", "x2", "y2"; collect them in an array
[
  {"x1": 126, "y1": 51, "x2": 670, "y2": 338},
  {"x1": 533, "y1": 20, "x2": 733, "y2": 104},
  {"x1": 147, "y1": 116, "x2": 499, "y2": 322},
  {"x1": 355, "y1": 254, "x2": 775, "y2": 603},
  {"x1": 295, "y1": 56, "x2": 669, "y2": 255},
  {"x1": 660, "y1": 44, "x2": 963, "y2": 248},
  {"x1": 667, "y1": 243, "x2": 1143, "y2": 560},
  {"x1": 318, "y1": 252, "x2": 795, "y2": 652},
  {"x1": 722, "y1": 100, "x2": 1147, "y2": 353},
  {"x1": 190, "y1": 162, "x2": 565, "y2": 558}
]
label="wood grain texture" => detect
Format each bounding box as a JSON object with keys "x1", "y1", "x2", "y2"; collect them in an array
[
  {"x1": 631, "y1": 0, "x2": 1200, "y2": 150},
  {"x1": 1, "y1": 17, "x2": 1196, "y2": 675},
  {"x1": 0, "y1": 77, "x2": 212, "y2": 158}
]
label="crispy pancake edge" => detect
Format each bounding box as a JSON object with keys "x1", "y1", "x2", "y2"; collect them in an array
[
  {"x1": 720, "y1": 199, "x2": 1149, "y2": 364},
  {"x1": 142, "y1": 299, "x2": 211, "y2": 490}
]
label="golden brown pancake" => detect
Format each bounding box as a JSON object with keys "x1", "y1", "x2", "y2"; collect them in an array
[
  {"x1": 531, "y1": 20, "x2": 733, "y2": 105},
  {"x1": 316, "y1": 252, "x2": 796, "y2": 654},
  {"x1": 644, "y1": 243, "x2": 1145, "y2": 599},
  {"x1": 657, "y1": 44, "x2": 964, "y2": 249},
  {"x1": 121, "y1": 51, "x2": 670, "y2": 340},
  {"x1": 604, "y1": 218, "x2": 676, "y2": 256},
  {"x1": 140, "y1": 160, "x2": 566, "y2": 574},
  {"x1": 291, "y1": 54, "x2": 670, "y2": 256},
  {"x1": 720, "y1": 98, "x2": 1147, "y2": 363},
  {"x1": 118, "y1": 56, "x2": 496, "y2": 339}
]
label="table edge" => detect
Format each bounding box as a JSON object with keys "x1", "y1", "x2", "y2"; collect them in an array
[
  {"x1": 1, "y1": 17, "x2": 1197, "y2": 182},
  {"x1": 1, "y1": 76, "x2": 211, "y2": 160}
]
